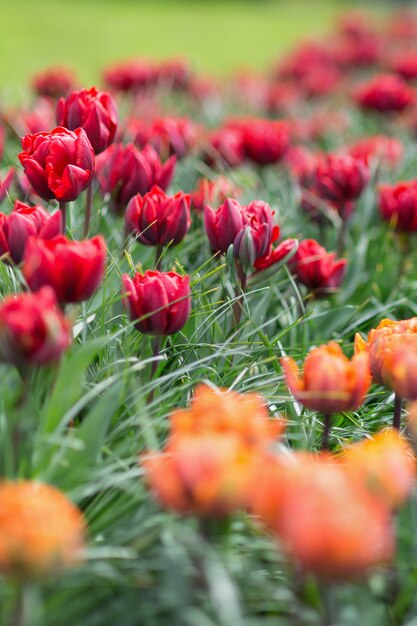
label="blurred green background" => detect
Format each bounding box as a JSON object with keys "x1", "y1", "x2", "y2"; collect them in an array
[{"x1": 0, "y1": 0, "x2": 392, "y2": 91}]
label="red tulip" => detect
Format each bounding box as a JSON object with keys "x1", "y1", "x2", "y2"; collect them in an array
[
  {"x1": 32, "y1": 67, "x2": 75, "y2": 99},
  {"x1": 391, "y1": 50, "x2": 417, "y2": 82},
  {"x1": 0, "y1": 287, "x2": 70, "y2": 368},
  {"x1": 96, "y1": 143, "x2": 176, "y2": 214},
  {"x1": 133, "y1": 117, "x2": 198, "y2": 159},
  {"x1": 122, "y1": 270, "x2": 191, "y2": 336},
  {"x1": 125, "y1": 185, "x2": 191, "y2": 246},
  {"x1": 314, "y1": 154, "x2": 370, "y2": 210},
  {"x1": 378, "y1": 180, "x2": 417, "y2": 232},
  {"x1": 204, "y1": 199, "x2": 279, "y2": 268},
  {"x1": 103, "y1": 59, "x2": 157, "y2": 93},
  {"x1": 0, "y1": 201, "x2": 62, "y2": 265},
  {"x1": 204, "y1": 128, "x2": 245, "y2": 168},
  {"x1": 254, "y1": 238, "x2": 298, "y2": 272},
  {"x1": 289, "y1": 239, "x2": 347, "y2": 294},
  {"x1": 355, "y1": 74, "x2": 414, "y2": 113},
  {"x1": 348, "y1": 136, "x2": 403, "y2": 168},
  {"x1": 23, "y1": 235, "x2": 106, "y2": 304},
  {"x1": 226, "y1": 119, "x2": 290, "y2": 166},
  {"x1": 57, "y1": 87, "x2": 118, "y2": 154},
  {"x1": 18, "y1": 127, "x2": 95, "y2": 202}
]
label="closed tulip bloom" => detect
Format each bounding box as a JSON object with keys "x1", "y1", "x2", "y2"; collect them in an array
[
  {"x1": 134, "y1": 116, "x2": 198, "y2": 160},
  {"x1": 376, "y1": 335, "x2": 417, "y2": 400},
  {"x1": 0, "y1": 481, "x2": 85, "y2": 579},
  {"x1": 314, "y1": 154, "x2": 370, "y2": 209},
  {"x1": 276, "y1": 456, "x2": 394, "y2": 579},
  {"x1": 289, "y1": 239, "x2": 347, "y2": 294},
  {"x1": 103, "y1": 59, "x2": 157, "y2": 93},
  {"x1": 281, "y1": 342, "x2": 371, "y2": 414},
  {"x1": 170, "y1": 384, "x2": 285, "y2": 447},
  {"x1": 125, "y1": 186, "x2": 191, "y2": 247},
  {"x1": 355, "y1": 74, "x2": 414, "y2": 113},
  {"x1": 0, "y1": 201, "x2": 62, "y2": 265},
  {"x1": 57, "y1": 86, "x2": 118, "y2": 155},
  {"x1": 378, "y1": 180, "x2": 417, "y2": 232},
  {"x1": 342, "y1": 429, "x2": 416, "y2": 508},
  {"x1": 142, "y1": 434, "x2": 257, "y2": 518},
  {"x1": 204, "y1": 199, "x2": 279, "y2": 269},
  {"x1": 122, "y1": 270, "x2": 191, "y2": 336},
  {"x1": 349, "y1": 136, "x2": 403, "y2": 169},
  {"x1": 32, "y1": 66, "x2": 75, "y2": 98},
  {"x1": 18, "y1": 127, "x2": 95, "y2": 202},
  {"x1": 96, "y1": 143, "x2": 176, "y2": 214},
  {"x1": 0, "y1": 287, "x2": 70, "y2": 368},
  {"x1": 242, "y1": 120, "x2": 290, "y2": 166},
  {"x1": 23, "y1": 235, "x2": 106, "y2": 304}
]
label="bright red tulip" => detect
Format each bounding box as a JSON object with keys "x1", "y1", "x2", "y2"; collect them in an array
[
  {"x1": 32, "y1": 67, "x2": 75, "y2": 99},
  {"x1": 57, "y1": 87, "x2": 118, "y2": 154},
  {"x1": 378, "y1": 180, "x2": 417, "y2": 232},
  {"x1": 289, "y1": 239, "x2": 347, "y2": 294},
  {"x1": 355, "y1": 74, "x2": 414, "y2": 113},
  {"x1": 96, "y1": 143, "x2": 176, "y2": 214},
  {"x1": 18, "y1": 127, "x2": 95, "y2": 202},
  {"x1": 23, "y1": 235, "x2": 106, "y2": 304},
  {"x1": 122, "y1": 270, "x2": 191, "y2": 336},
  {"x1": 0, "y1": 287, "x2": 70, "y2": 368},
  {"x1": 348, "y1": 136, "x2": 403, "y2": 168},
  {"x1": 0, "y1": 201, "x2": 62, "y2": 265},
  {"x1": 103, "y1": 59, "x2": 157, "y2": 93},
  {"x1": 314, "y1": 154, "x2": 370, "y2": 210},
  {"x1": 133, "y1": 117, "x2": 198, "y2": 159},
  {"x1": 125, "y1": 185, "x2": 191, "y2": 246}
]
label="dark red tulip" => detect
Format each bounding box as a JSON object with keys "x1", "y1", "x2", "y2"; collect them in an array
[
  {"x1": 23, "y1": 235, "x2": 106, "y2": 304},
  {"x1": 289, "y1": 239, "x2": 347, "y2": 294},
  {"x1": 57, "y1": 87, "x2": 118, "y2": 154},
  {"x1": 32, "y1": 67, "x2": 75, "y2": 99},
  {"x1": 355, "y1": 74, "x2": 414, "y2": 113},
  {"x1": 125, "y1": 185, "x2": 191, "y2": 247},
  {"x1": 226, "y1": 119, "x2": 290, "y2": 166},
  {"x1": 378, "y1": 180, "x2": 417, "y2": 232},
  {"x1": 204, "y1": 199, "x2": 279, "y2": 269},
  {"x1": 133, "y1": 117, "x2": 198, "y2": 160},
  {"x1": 254, "y1": 238, "x2": 299, "y2": 272},
  {"x1": 18, "y1": 127, "x2": 95, "y2": 202},
  {"x1": 0, "y1": 201, "x2": 62, "y2": 265},
  {"x1": 314, "y1": 154, "x2": 370, "y2": 212},
  {"x1": 122, "y1": 270, "x2": 191, "y2": 336},
  {"x1": 96, "y1": 143, "x2": 176, "y2": 214},
  {"x1": 103, "y1": 60, "x2": 156, "y2": 93},
  {"x1": 0, "y1": 287, "x2": 70, "y2": 368}
]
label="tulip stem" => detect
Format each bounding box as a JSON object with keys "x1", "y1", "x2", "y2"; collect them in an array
[
  {"x1": 59, "y1": 201, "x2": 67, "y2": 234},
  {"x1": 84, "y1": 183, "x2": 93, "y2": 237},
  {"x1": 155, "y1": 245, "x2": 164, "y2": 271},
  {"x1": 8, "y1": 584, "x2": 24, "y2": 626},
  {"x1": 321, "y1": 414, "x2": 332, "y2": 450},
  {"x1": 336, "y1": 204, "x2": 347, "y2": 258},
  {"x1": 232, "y1": 265, "x2": 247, "y2": 330},
  {"x1": 147, "y1": 336, "x2": 162, "y2": 405},
  {"x1": 393, "y1": 394, "x2": 402, "y2": 430}
]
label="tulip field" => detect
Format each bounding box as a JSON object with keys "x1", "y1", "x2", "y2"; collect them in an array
[{"x1": 4, "y1": 6, "x2": 417, "y2": 626}]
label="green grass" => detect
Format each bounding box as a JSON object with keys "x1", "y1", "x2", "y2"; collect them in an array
[{"x1": 0, "y1": 0, "x2": 376, "y2": 90}]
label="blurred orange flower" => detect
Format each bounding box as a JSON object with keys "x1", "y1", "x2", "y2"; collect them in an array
[
  {"x1": 341, "y1": 429, "x2": 416, "y2": 508},
  {"x1": 0, "y1": 481, "x2": 86, "y2": 579},
  {"x1": 142, "y1": 434, "x2": 257, "y2": 518},
  {"x1": 281, "y1": 342, "x2": 370, "y2": 414},
  {"x1": 171, "y1": 384, "x2": 285, "y2": 447}
]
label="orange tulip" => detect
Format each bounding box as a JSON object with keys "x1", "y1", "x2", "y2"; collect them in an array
[
  {"x1": 281, "y1": 342, "x2": 370, "y2": 414},
  {"x1": 341, "y1": 429, "x2": 416, "y2": 508},
  {"x1": 0, "y1": 481, "x2": 86, "y2": 579},
  {"x1": 275, "y1": 454, "x2": 394, "y2": 579},
  {"x1": 142, "y1": 434, "x2": 257, "y2": 518},
  {"x1": 170, "y1": 384, "x2": 285, "y2": 447}
]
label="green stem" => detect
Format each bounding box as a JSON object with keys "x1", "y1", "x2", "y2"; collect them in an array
[
  {"x1": 231, "y1": 264, "x2": 247, "y2": 330},
  {"x1": 8, "y1": 584, "x2": 24, "y2": 626},
  {"x1": 321, "y1": 414, "x2": 332, "y2": 451},
  {"x1": 59, "y1": 201, "x2": 67, "y2": 234},
  {"x1": 84, "y1": 183, "x2": 93, "y2": 237},
  {"x1": 393, "y1": 394, "x2": 402, "y2": 430},
  {"x1": 155, "y1": 245, "x2": 164, "y2": 271},
  {"x1": 147, "y1": 336, "x2": 162, "y2": 405},
  {"x1": 336, "y1": 203, "x2": 347, "y2": 258}
]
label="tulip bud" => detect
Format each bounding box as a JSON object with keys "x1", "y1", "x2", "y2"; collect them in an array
[
  {"x1": 96, "y1": 143, "x2": 176, "y2": 214},
  {"x1": 0, "y1": 287, "x2": 70, "y2": 368},
  {"x1": 378, "y1": 180, "x2": 417, "y2": 231},
  {"x1": 23, "y1": 235, "x2": 106, "y2": 305},
  {"x1": 0, "y1": 201, "x2": 62, "y2": 265},
  {"x1": 281, "y1": 342, "x2": 371, "y2": 415},
  {"x1": 57, "y1": 86, "x2": 118, "y2": 155},
  {"x1": 122, "y1": 270, "x2": 191, "y2": 336},
  {"x1": 18, "y1": 127, "x2": 95, "y2": 202},
  {"x1": 0, "y1": 481, "x2": 85, "y2": 578},
  {"x1": 355, "y1": 73, "x2": 414, "y2": 113},
  {"x1": 125, "y1": 185, "x2": 191, "y2": 247}
]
